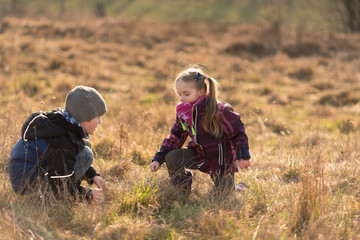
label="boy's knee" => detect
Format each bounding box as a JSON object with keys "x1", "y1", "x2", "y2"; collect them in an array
[
  {"x1": 80, "y1": 146, "x2": 94, "y2": 166},
  {"x1": 83, "y1": 145, "x2": 93, "y2": 155},
  {"x1": 83, "y1": 139, "x2": 92, "y2": 149}
]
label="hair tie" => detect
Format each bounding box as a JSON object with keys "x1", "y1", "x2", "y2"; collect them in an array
[{"x1": 195, "y1": 72, "x2": 201, "y2": 81}]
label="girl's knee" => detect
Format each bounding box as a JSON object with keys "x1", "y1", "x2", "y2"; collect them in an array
[{"x1": 165, "y1": 150, "x2": 180, "y2": 165}]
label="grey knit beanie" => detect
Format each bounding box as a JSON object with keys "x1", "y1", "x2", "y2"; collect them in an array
[{"x1": 65, "y1": 85, "x2": 107, "y2": 122}]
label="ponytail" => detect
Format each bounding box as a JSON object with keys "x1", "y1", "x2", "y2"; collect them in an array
[{"x1": 202, "y1": 77, "x2": 223, "y2": 138}]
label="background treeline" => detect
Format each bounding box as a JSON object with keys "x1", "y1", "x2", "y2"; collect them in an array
[{"x1": 0, "y1": 0, "x2": 360, "y2": 32}]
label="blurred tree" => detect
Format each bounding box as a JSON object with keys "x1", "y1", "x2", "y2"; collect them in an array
[
  {"x1": 60, "y1": 0, "x2": 65, "y2": 15},
  {"x1": 335, "y1": 0, "x2": 360, "y2": 32},
  {"x1": 343, "y1": 0, "x2": 360, "y2": 32},
  {"x1": 260, "y1": 0, "x2": 283, "y2": 32},
  {"x1": 11, "y1": 0, "x2": 17, "y2": 13},
  {"x1": 94, "y1": 3, "x2": 106, "y2": 18},
  {"x1": 250, "y1": 0, "x2": 259, "y2": 9},
  {"x1": 286, "y1": 0, "x2": 293, "y2": 7}
]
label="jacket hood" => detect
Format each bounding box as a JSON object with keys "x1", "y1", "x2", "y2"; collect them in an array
[{"x1": 21, "y1": 108, "x2": 86, "y2": 141}]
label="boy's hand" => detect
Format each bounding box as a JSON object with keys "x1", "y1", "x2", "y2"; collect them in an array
[
  {"x1": 236, "y1": 159, "x2": 250, "y2": 169},
  {"x1": 93, "y1": 176, "x2": 108, "y2": 192},
  {"x1": 149, "y1": 161, "x2": 160, "y2": 172},
  {"x1": 91, "y1": 188, "x2": 103, "y2": 201}
]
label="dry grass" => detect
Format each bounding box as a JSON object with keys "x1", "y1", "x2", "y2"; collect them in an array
[{"x1": 0, "y1": 16, "x2": 359, "y2": 239}]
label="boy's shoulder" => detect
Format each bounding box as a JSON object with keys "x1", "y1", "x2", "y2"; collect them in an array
[
  {"x1": 21, "y1": 108, "x2": 63, "y2": 130},
  {"x1": 21, "y1": 108, "x2": 72, "y2": 141},
  {"x1": 23, "y1": 108, "x2": 63, "y2": 123}
]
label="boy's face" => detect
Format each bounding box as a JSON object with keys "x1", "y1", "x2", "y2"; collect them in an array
[
  {"x1": 175, "y1": 80, "x2": 205, "y2": 103},
  {"x1": 79, "y1": 116, "x2": 102, "y2": 135}
]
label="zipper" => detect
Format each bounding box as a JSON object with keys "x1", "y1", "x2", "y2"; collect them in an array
[
  {"x1": 218, "y1": 143, "x2": 223, "y2": 175},
  {"x1": 197, "y1": 161, "x2": 205, "y2": 169},
  {"x1": 194, "y1": 107, "x2": 198, "y2": 144}
]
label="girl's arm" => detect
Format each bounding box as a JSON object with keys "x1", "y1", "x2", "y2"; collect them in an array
[
  {"x1": 219, "y1": 103, "x2": 251, "y2": 160},
  {"x1": 152, "y1": 118, "x2": 189, "y2": 165}
]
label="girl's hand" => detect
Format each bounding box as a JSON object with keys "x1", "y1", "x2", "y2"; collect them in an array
[
  {"x1": 149, "y1": 161, "x2": 160, "y2": 172},
  {"x1": 93, "y1": 176, "x2": 108, "y2": 192},
  {"x1": 91, "y1": 188, "x2": 103, "y2": 201},
  {"x1": 236, "y1": 159, "x2": 250, "y2": 169}
]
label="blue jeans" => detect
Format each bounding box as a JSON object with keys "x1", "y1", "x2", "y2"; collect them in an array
[{"x1": 73, "y1": 146, "x2": 93, "y2": 182}]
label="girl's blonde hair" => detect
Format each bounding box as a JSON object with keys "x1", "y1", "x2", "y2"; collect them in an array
[{"x1": 175, "y1": 67, "x2": 223, "y2": 138}]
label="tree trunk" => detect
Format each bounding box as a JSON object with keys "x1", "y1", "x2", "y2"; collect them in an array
[
  {"x1": 94, "y1": 3, "x2": 106, "y2": 18},
  {"x1": 344, "y1": 0, "x2": 360, "y2": 32},
  {"x1": 60, "y1": 0, "x2": 66, "y2": 16},
  {"x1": 11, "y1": 0, "x2": 17, "y2": 13}
]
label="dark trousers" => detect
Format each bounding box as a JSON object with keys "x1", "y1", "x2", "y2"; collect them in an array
[{"x1": 165, "y1": 148, "x2": 235, "y2": 191}]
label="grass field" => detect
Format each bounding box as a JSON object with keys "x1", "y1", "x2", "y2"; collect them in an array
[{"x1": 0, "y1": 13, "x2": 359, "y2": 239}]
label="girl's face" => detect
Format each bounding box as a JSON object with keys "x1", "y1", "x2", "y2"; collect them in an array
[
  {"x1": 175, "y1": 80, "x2": 205, "y2": 103},
  {"x1": 79, "y1": 116, "x2": 102, "y2": 135}
]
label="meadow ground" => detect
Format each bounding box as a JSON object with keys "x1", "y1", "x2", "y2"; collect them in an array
[{"x1": 0, "y1": 16, "x2": 359, "y2": 239}]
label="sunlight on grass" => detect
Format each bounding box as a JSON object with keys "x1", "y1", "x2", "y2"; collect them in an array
[{"x1": 0, "y1": 14, "x2": 359, "y2": 239}]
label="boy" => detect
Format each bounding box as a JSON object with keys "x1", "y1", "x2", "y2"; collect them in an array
[{"x1": 8, "y1": 85, "x2": 108, "y2": 201}]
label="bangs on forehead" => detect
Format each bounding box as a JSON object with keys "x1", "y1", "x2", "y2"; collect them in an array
[{"x1": 175, "y1": 79, "x2": 197, "y2": 90}]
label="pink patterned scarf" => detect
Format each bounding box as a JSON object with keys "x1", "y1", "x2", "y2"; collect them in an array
[{"x1": 176, "y1": 95, "x2": 206, "y2": 131}]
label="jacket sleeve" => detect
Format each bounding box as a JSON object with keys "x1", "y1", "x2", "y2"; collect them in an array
[
  {"x1": 219, "y1": 103, "x2": 251, "y2": 160},
  {"x1": 45, "y1": 145, "x2": 92, "y2": 201},
  {"x1": 84, "y1": 166, "x2": 99, "y2": 185},
  {"x1": 152, "y1": 118, "x2": 189, "y2": 165}
]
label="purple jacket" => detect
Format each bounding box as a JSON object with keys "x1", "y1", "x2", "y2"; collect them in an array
[{"x1": 152, "y1": 99, "x2": 250, "y2": 174}]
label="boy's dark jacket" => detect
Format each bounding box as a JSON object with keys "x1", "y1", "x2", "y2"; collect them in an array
[{"x1": 9, "y1": 108, "x2": 98, "y2": 200}]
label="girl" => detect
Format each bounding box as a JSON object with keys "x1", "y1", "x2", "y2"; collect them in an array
[{"x1": 149, "y1": 67, "x2": 250, "y2": 194}]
